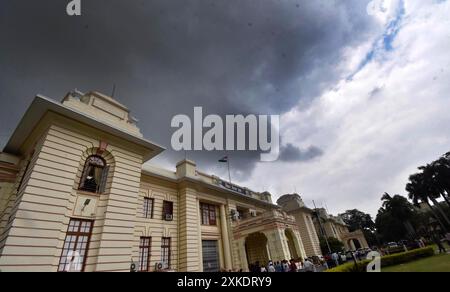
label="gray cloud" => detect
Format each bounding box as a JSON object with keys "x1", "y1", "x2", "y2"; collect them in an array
[
  {"x1": 279, "y1": 144, "x2": 323, "y2": 162},
  {"x1": 369, "y1": 86, "x2": 384, "y2": 99},
  {"x1": 0, "y1": 0, "x2": 376, "y2": 180}
]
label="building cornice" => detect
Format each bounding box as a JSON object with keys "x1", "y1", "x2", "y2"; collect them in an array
[
  {"x1": 3, "y1": 95, "x2": 165, "y2": 161},
  {"x1": 141, "y1": 168, "x2": 278, "y2": 208}
]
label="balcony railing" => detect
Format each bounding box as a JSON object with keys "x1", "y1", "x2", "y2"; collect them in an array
[{"x1": 233, "y1": 209, "x2": 296, "y2": 231}]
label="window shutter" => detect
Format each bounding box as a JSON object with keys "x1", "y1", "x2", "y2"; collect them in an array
[{"x1": 98, "y1": 165, "x2": 109, "y2": 193}]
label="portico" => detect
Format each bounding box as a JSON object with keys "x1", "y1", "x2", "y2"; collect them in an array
[{"x1": 233, "y1": 210, "x2": 306, "y2": 271}]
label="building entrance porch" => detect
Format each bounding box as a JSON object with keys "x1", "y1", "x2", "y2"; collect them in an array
[{"x1": 233, "y1": 210, "x2": 306, "y2": 271}]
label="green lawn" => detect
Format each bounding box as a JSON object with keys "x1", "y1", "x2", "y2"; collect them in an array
[{"x1": 382, "y1": 243, "x2": 450, "y2": 273}]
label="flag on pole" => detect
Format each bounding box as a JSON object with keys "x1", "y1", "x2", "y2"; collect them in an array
[
  {"x1": 218, "y1": 156, "x2": 228, "y2": 163},
  {"x1": 218, "y1": 156, "x2": 231, "y2": 184}
]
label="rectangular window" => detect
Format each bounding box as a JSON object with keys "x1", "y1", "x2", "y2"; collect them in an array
[
  {"x1": 202, "y1": 240, "x2": 220, "y2": 272},
  {"x1": 58, "y1": 219, "x2": 93, "y2": 272},
  {"x1": 161, "y1": 237, "x2": 171, "y2": 269},
  {"x1": 138, "y1": 237, "x2": 152, "y2": 272},
  {"x1": 200, "y1": 203, "x2": 217, "y2": 226},
  {"x1": 162, "y1": 201, "x2": 173, "y2": 221},
  {"x1": 143, "y1": 198, "x2": 154, "y2": 219}
]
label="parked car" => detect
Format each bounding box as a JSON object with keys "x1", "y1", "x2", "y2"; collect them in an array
[
  {"x1": 387, "y1": 242, "x2": 398, "y2": 248},
  {"x1": 406, "y1": 240, "x2": 422, "y2": 250}
]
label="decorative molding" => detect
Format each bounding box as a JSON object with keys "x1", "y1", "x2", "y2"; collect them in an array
[{"x1": 97, "y1": 140, "x2": 109, "y2": 155}]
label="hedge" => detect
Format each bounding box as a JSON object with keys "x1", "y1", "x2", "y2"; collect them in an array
[{"x1": 326, "y1": 246, "x2": 435, "y2": 272}]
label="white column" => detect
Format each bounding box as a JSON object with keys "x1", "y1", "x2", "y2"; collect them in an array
[
  {"x1": 238, "y1": 239, "x2": 249, "y2": 272},
  {"x1": 197, "y1": 198, "x2": 203, "y2": 271},
  {"x1": 220, "y1": 204, "x2": 233, "y2": 270}
]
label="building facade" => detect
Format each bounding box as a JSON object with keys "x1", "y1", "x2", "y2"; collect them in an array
[
  {"x1": 0, "y1": 91, "x2": 309, "y2": 272},
  {"x1": 312, "y1": 208, "x2": 369, "y2": 251},
  {"x1": 277, "y1": 194, "x2": 322, "y2": 257}
]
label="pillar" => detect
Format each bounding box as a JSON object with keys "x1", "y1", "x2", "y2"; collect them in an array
[
  {"x1": 349, "y1": 240, "x2": 356, "y2": 251},
  {"x1": 237, "y1": 238, "x2": 249, "y2": 272},
  {"x1": 178, "y1": 187, "x2": 201, "y2": 271},
  {"x1": 265, "y1": 229, "x2": 291, "y2": 261},
  {"x1": 220, "y1": 204, "x2": 233, "y2": 270}
]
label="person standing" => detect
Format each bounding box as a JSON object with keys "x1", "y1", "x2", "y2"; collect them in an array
[
  {"x1": 432, "y1": 234, "x2": 447, "y2": 254},
  {"x1": 331, "y1": 252, "x2": 339, "y2": 266},
  {"x1": 275, "y1": 261, "x2": 282, "y2": 272},
  {"x1": 289, "y1": 259, "x2": 297, "y2": 272},
  {"x1": 282, "y1": 260, "x2": 289, "y2": 272},
  {"x1": 303, "y1": 258, "x2": 314, "y2": 272}
]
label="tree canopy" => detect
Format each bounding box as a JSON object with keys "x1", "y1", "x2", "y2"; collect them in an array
[
  {"x1": 375, "y1": 193, "x2": 418, "y2": 242},
  {"x1": 340, "y1": 209, "x2": 377, "y2": 246},
  {"x1": 319, "y1": 237, "x2": 344, "y2": 254}
]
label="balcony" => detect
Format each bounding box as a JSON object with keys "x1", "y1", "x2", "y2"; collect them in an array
[{"x1": 232, "y1": 209, "x2": 297, "y2": 234}]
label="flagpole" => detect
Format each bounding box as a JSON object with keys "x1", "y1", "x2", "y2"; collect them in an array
[{"x1": 227, "y1": 157, "x2": 232, "y2": 184}]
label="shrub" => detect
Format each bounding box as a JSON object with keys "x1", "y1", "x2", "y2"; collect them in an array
[
  {"x1": 326, "y1": 261, "x2": 369, "y2": 273},
  {"x1": 326, "y1": 246, "x2": 435, "y2": 272},
  {"x1": 381, "y1": 246, "x2": 434, "y2": 267},
  {"x1": 386, "y1": 246, "x2": 405, "y2": 255}
]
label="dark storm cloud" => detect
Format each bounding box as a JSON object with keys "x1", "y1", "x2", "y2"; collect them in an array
[
  {"x1": 0, "y1": 0, "x2": 376, "y2": 179},
  {"x1": 279, "y1": 144, "x2": 323, "y2": 162}
]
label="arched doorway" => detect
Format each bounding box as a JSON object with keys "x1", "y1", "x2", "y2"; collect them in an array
[
  {"x1": 285, "y1": 229, "x2": 299, "y2": 260},
  {"x1": 348, "y1": 238, "x2": 362, "y2": 250},
  {"x1": 245, "y1": 233, "x2": 269, "y2": 267}
]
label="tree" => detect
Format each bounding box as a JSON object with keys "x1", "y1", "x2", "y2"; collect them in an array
[
  {"x1": 407, "y1": 169, "x2": 450, "y2": 232},
  {"x1": 375, "y1": 193, "x2": 417, "y2": 243},
  {"x1": 339, "y1": 209, "x2": 375, "y2": 232},
  {"x1": 339, "y1": 209, "x2": 378, "y2": 246},
  {"x1": 319, "y1": 237, "x2": 344, "y2": 254},
  {"x1": 421, "y1": 164, "x2": 450, "y2": 224},
  {"x1": 375, "y1": 208, "x2": 407, "y2": 243},
  {"x1": 426, "y1": 156, "x2": 450, "y2": 208}
]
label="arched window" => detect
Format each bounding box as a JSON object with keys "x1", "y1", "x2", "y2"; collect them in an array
[{"x1": 79, "y1": 155, "x2": 109, "y2": 194}]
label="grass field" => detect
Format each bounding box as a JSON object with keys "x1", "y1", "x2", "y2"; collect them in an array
[
  {"x1": 383, "y1": 243, "x2": 450, "y2": 272},
  {"x1": 382, "y1": 253, "x2": 450, "y2": 272}
]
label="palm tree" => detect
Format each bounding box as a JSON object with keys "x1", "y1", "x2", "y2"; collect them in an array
[
  {"x1": 381, "y1": 193, "x2": 417, "y2": 238},
  {"x1": 419, "y1": 164, "x2": 450, "y2": 224},
  {"x1": 422, "y1": 156, "x2": 450, "y2": 206},
  {"x1": 406, "y1": 173, "x2": 449, "y2": 233},
  {"x1": 433, "y1": 154, "x2": 450, "y2": 207}
]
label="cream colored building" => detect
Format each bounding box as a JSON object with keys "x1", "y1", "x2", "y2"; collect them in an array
[
  {"x1": 312, "y1": 208, "x2": 369, "y2": 251},
  {"x1": 277, "y1": 194, "x2": 322, "y2": 257},
  {"x1": 0, "y1": 90, "x2": 308, "y2": 272}
]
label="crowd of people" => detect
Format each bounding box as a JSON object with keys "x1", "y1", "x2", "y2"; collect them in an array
[
  {"x1": 248, "y1": 257, "x2": 326, "y2": 273},
  {"x1": 239, "y1": 235, "x2": 449, "y2": 273}
]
